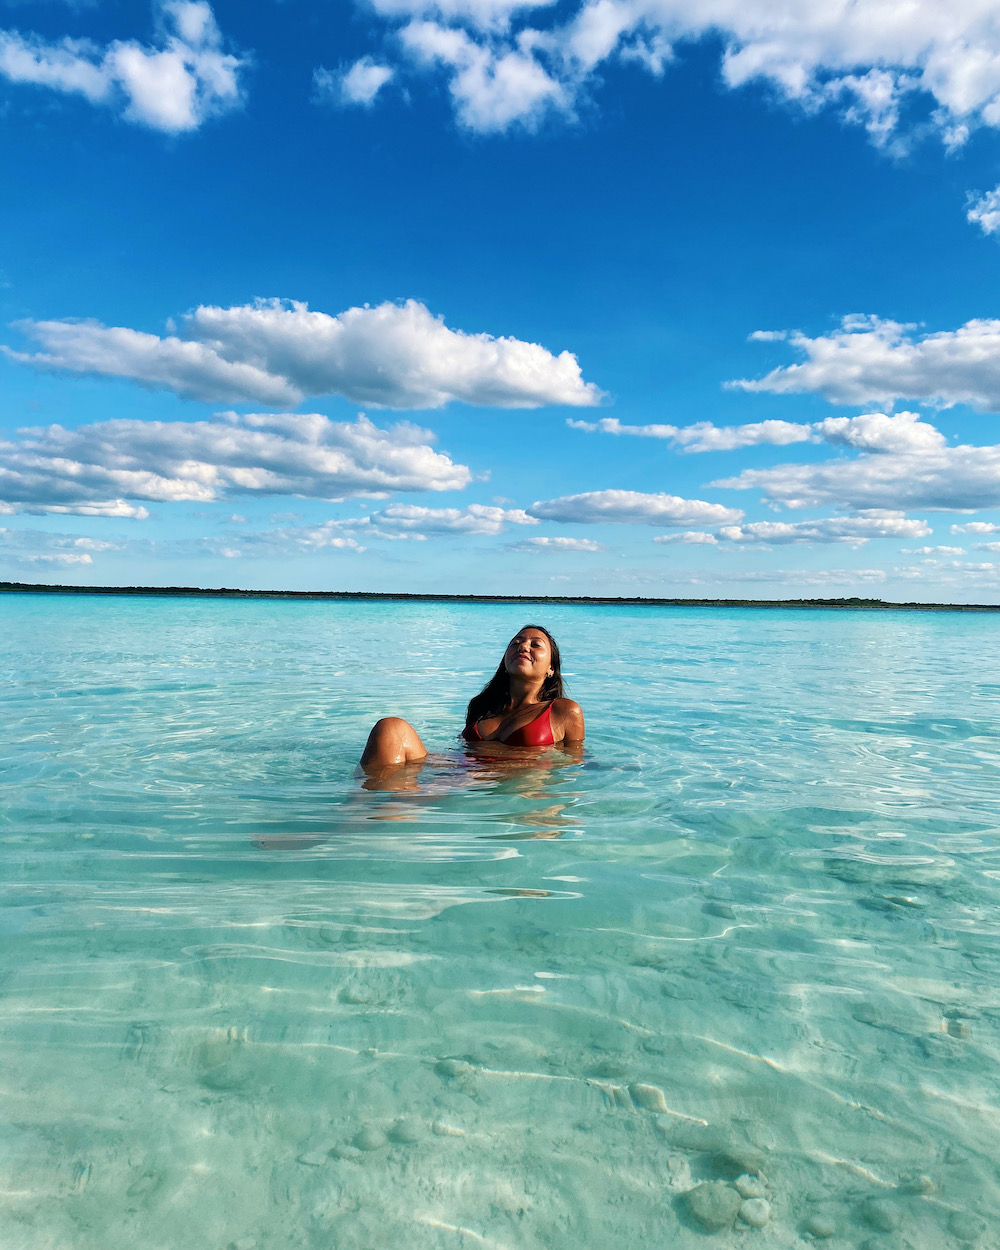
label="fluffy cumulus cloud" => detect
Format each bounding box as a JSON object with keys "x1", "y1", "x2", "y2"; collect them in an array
[
  {"x1": 733, "y1": 316, "x2": 1000, "y2": 412},
  {"x1": 569, "y1": 410, "x2": 943, "y2": 453},
  {"x1": 528, "y1": 489, "x2": 742, "y2": 526},
  {"x1": 400, "y1": 19, "x2": 568, "y2": 131},
  {"x1": 952, "y1": 521, "x2": 1000, "y2": 534},
  {"x1": 314, "y1": 58, "x2": 395, "y2": 107},
  {"x1": 6, "y1": 298, "x2": 602, "y2": 410},
  {"x1": 0, "y1": 2, "x2": 245, "y2": 132},
  {"x1": 0, "y1": 412, "x2": 471, "y2": 515},
  {"x1": 319, "y1": 0, "x2": 1000, "y2": 142},
  {"x1": 714, "y1": 433, "x2": 1000, "y2": 512},
  {"x1": 968, "y1": 186, "x2": 1000, "y2": 236}
]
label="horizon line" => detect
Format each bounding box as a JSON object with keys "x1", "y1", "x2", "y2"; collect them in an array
[{"x1": 3, "y1": 581, "x2": 999, "y2": 612}]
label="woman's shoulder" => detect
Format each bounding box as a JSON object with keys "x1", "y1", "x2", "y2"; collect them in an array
[
  {"x1": 550, "y1": 697, "x2": 582, "y2": 714},
  {"x1": 550, "y1": 697, "x2": 584, "y2": 739}
]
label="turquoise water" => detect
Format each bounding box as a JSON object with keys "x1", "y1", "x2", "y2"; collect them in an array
[{"x1": 3, "y1": 594, "x2": 1000, "y2": 1249}]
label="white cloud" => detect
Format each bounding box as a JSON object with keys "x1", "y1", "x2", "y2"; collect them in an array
[
  {"x1": 509, "y1": 535, "x2": 603, "y2": 551},
  {"x1": 528, "y1": 489, "x2": 742, "y2": 526},
  {"x1": 0, "y1": 2, "x2": 245, "y2": 132},
  {"x1": 652, "y1": 530, "x2": 719, "y2": 545},
  {"x1": 903, "y1": 545, "x2": 965, "y2": 555},
  {"x1": 196, "y1": 504, "x2": 536, "y2": 555},
  {"x1": 325, "y1": 0, "x2": 1000, "y2": 141},
  {"x1": 968, "y1": 186, "x2": 1000, "y2": 236},
  {"x1": 1, "y1": 498, "x2": 151, "y2": 518},
  {"x1": 314, "y1": 58, "x2": 395, "y2": 107},
  {"x1": 732, "y1": 315, "x2": 1000, "y2": 412},
  {"x1": 653, "y1": 512, "x2": 931, "y2": 547},
  {"x1": 374, "y1": 0, "x2": 557, "y2": 31},
  {"x1": 0, "y1": 527, "x2": 123, "y2": 568},
  {"x1": 952, "y1": 521, "x2": 1000, "y2": 534},
  {"x1": 814, "y1": 410, "x2": 946, "y2": 453},
  {"x1": 568, "y1": 410, "x2": 942, "y2": 453},
  {"x1": 0, "y1": 412, "x2": 471, "y2": 514},
  {"x1": 366, "y1": 502, "x2": 537, "y2": 534},
  {"x1": 714, "y1": 438, "x2": 1000, "y2": 512},
  {"x1": 975, "y1": 542, "x2": 1000, "y2": 553},
  {"x1": 567, "y1": 415, "x2": 812, "y2": 451},
  {"x1": 203, "y1": 521, "x2": 367, "y2": 558},
  {"x1": 7, "y1": 298, "x2": 602, "y2": 410},
  {"x1": 715, "y1": 512, "x2": 931, "y2": 546},
  {"x1": 400, "y1": 19, "x2": 568, "y2": 131}
]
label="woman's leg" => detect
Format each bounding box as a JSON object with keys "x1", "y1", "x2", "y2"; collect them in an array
[{"x1": 360, "y1": 717, "x2": 428, "y2": 769}]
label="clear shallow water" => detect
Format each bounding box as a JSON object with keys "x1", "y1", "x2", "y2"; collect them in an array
[{"x1": 3, "y1": 594, "x2": 1000, "y2": 1249}]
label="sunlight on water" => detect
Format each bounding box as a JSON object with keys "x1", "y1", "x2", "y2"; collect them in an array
[{"x1": 3, "y1": 594, "x2": 1000, "y2": 1248}]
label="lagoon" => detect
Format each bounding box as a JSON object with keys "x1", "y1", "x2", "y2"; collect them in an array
[{"x1": 3, "y1": 593, "x2": 999, "y2": 1248}]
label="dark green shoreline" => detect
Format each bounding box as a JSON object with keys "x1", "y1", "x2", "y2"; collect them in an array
[{"x1": 3, "y1": 581, "x2": 999, "y2": 611}]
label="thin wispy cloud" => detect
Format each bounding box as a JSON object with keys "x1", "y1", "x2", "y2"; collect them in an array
[
  {"x1": 0, "y1": 527, "x2": 121, "y2": 567},
  {"x1": 507, "y1": 535, "x2": 603, "y2": 551},
  {"x1": 0, "y1": 2, "x2": 245, "y2": 131},
  {"x1": 655, "y1": 512, "x2": 931, "y2": 547},
  {"x1": 569, "y1": 411, "x2": 944, "y2": 454},
  {"x1": 314, "y1": 58, "x2": 395, "y2": 108},
  {"x1": 6, "y1": 298, "x2": 603, "y2": 410}
]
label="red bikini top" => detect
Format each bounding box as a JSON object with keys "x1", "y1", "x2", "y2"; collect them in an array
[{"x1": 462, "y1": 703, "x2": 555, "y2": 747}]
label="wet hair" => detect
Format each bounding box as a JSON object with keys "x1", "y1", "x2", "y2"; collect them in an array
[{"x1": 465, "y1": 624, "x2": 564, "y2": 728}]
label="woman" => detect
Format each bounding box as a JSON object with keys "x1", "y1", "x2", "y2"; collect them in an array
[{"x1": 360, "y1": 624, "x2": 585, "y2": 771}]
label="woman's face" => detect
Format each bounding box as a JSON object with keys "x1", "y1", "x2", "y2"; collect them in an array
[{"x1": 503, "y1": 628, "x2": 553, "y2": 682}]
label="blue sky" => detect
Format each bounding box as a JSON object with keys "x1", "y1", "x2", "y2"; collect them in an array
[{"x1": 3, "y1": 0, "x2": 1000, "y2": 599}]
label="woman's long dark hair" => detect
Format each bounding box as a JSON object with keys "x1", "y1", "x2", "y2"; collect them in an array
[{"x1": 465, "y1": 624, "x2": 564, "y2": 728}]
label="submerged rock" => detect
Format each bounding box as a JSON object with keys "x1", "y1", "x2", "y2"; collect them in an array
[
  {"x1": 590, "y1": 1059, "x2": 630, "y2": 1080},
  {"x1": 296, "y1": 1151, "x2": 328, "y2": 1167},
  {"x1": 388, "y1": 1117, "x2": 425, "y2": 1145},
  {"x1": 703, "y1": 901, "x2": 737, "y2": 920},
  {"x1": 432, "y1": 1119, "x2": 465, "y2": 1137},
  {"x1": 949, "y1": 1211, "x2": 987, "y2": 1243},
  {"x1": 629, "y1": 1083, "x2": 669, "y2": 1113},
  {"x1": 713, "y1": 1145, "x2": 766, "y2": 1177},
  {"x1": 670, "y1": 1123, "x2": 726, "y2": 1153},
  {"x1": 685, "y1": 1182, "x2": 741, "y2": 1232},
  {"x1": 435, "y1": 1058, "x2": 473, "y2": 1079},
  {"x1": 735, "y1": 1174, "x2": 768, "y2": 1199},
  {"x1": 738, "y1": 1198, "x2": 771, "y2": 1228},
  {"x1": 898, "y1": 1174, "x2": 935, "y2": 1195},
  {"x1": 353, "y1": 1125, "x2": 387, "y2": 1152},
  {"x1": 860, "y1": 1197, "x2": 901, "y2": 1232},
  {"x1": 803, "y1": 1212, "x2": 837, "y2": 1239}
]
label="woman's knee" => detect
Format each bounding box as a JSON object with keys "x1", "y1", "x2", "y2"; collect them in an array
[{"x1": 361, "y1": 716, "x2": 425, "y2": 767}]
